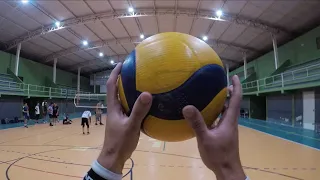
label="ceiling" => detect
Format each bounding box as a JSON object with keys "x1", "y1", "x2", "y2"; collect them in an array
[{"x1": 1, "y1": 0, "x2": 320, "y2": 76}]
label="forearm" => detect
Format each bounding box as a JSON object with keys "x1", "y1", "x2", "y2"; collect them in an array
[{"x1": 214, "y1": 162, "x2": 247, "y2": 180}]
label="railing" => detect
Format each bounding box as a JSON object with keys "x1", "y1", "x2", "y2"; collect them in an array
[
  {"x1": 0, "y1": 79, "x2": 96, "y2": 99},
  {"x1": 241, "y1": 62, "x2": 320, "y2": 94}
]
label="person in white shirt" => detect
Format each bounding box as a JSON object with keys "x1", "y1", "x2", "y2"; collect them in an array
[
  {"x1": 35, "y1": 103, "x2": 40, "y2": 124},
  {"x1": 81, "y1": 110, "x2": 92, "y2": 135}
]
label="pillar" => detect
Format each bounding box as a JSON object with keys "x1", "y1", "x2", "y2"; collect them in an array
[
  {"x1": 226, "y1": 64, "x2": 230, "y2": 87},
  {"x1": 14, "y1": 43, "x2": 21, "y2": 76},
  {"x1": 77, "y1": 67, "x2": 81, "y2": 93},
  {"x1": 93, "y1": 74, "x2": 96, "y2": 93},
  {"x1": 243, "y1": 52, "x2": 247, "y2": 79},
  {"x1": 272, "y1": 34, "x2": 279, "y2": 70},
  {"x1": 53, "y1": 58, "x2": 57, "y2": 84}
]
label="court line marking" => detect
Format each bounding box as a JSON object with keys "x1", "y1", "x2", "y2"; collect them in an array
[
  {"x1": 241, "y1": 120, "x2": 320, "y2": 141},
  {"x1": 240, "y1": 125, "x2": 320, "y2": 152}
]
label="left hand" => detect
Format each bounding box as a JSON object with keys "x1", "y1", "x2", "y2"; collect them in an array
[{"x1": 97, "y1": 62, "x2": 153, "y2": 174}]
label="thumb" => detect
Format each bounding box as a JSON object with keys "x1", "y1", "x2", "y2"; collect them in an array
[
  {"x1": 129, "y1": 92, "x2": 153, "y2": 129},
  {"x1": 183, "y1": 105, "x2": 208, "y2": 139}
]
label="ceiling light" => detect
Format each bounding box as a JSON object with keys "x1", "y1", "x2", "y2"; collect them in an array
[
  {"x1": 140, "y1": 34, "x2": 144, "y2": 39},
  {"x1": 99, "y1": 52, "x2": 104, "y2": 57},
  {"x1": 216, "y1": 9, "x2": 223, "y2": 17},
  {"x1": 128, "y1": 7, "x2": 134, "y2": 13},
  {"x1": 21, "y1": 0, "x2": 29, "y2": 4},
  {"x1": 55, "y1": 21, "x2": 60, "y2": 27},
  {"x1": 110, "y1": 60, "x2": 114, "y2": 64},
  {"x1": 202, "y1": 36, "x2": 208, "y2": 41},
  {"x1": 82, "y1": 40, "x2": 88, "y2": 46}
]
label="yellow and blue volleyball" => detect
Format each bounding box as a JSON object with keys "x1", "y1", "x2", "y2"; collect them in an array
[{"x1": 118, "y1": 32, "x2": 227, "y2": 142}]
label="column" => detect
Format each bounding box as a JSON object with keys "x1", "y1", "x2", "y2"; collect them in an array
[
  {"x1": 14, "y1": 43, "x2": 21, "y2": 76},
  {"x1": 53, "y1": 58, "x2": 57, "y2": 84},
  {"x1": 243, "y1": 52, "x2": 247, "y2": 79},
  {"x1": 226, "y1": 64, "x2": 230, "y2": 87},
  {"x1": 93, "y1": 74, "x2": 96, "y2": 93},
  {"x1": 77, "y1": 67, "x2": 81, "y2": 93},
  {"x1": 272, "y1": 34, "x2": 279, "y2": 70}
]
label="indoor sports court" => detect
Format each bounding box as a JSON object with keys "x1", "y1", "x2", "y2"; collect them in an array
[{"x1": 1, "y1": 1, "x2": 320, "y2": 180}]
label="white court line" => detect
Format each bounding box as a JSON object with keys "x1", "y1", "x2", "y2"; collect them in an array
[{"x1": 240, "y1": 125, "x2": 320, "y2": 152}]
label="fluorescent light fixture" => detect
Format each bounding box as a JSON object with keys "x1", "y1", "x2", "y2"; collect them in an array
[
  {"x1": 55, "y1": 21, "x2": 60, "y2": 27},
  {"x1": 202, "y1": 36, "x2": 208, "y2": 41},
  {"x1": 128, "y1": 7, "x2": 134, "y2": 13},
  {"x1": 216, "y1": 9, "x2": 223, "y2": 17}
]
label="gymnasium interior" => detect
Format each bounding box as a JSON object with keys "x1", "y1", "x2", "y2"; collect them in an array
[{"x1": 0, "y1": 0, "x2": 320, "y2": 180}]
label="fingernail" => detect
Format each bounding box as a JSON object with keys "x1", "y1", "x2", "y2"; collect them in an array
[
  {"x1": 183, "y1": 106, "x2": 194, "y2": 118},
  {"x1": 140, "y1": 93, "x2": 151, "y2": 104}
]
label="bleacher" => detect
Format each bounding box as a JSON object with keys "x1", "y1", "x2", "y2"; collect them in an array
[
  {"x1": 242, "y1": 60, "x2": 320, "y2": 94},
  {"x1": 0, "y1": 73, "x2": 24, "y2": 95}
]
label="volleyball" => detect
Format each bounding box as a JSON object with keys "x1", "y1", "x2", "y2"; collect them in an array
[{"x1": 118, "y1": 32, "x2": 227, "y2": 142}]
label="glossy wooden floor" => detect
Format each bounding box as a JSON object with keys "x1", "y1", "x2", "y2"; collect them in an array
[{"x1": 0, "y1": 116, "x2": 319, "y2": 180}]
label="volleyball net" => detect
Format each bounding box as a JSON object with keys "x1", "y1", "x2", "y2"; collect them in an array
[{"x1": 74, "y1": 93, "x2": 107, "y2": 109}]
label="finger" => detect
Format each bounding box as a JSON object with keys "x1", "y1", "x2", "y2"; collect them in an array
[
  {"x1": 220, "y1": 75, "x2": 242, "y2": 128},
  {"x1": 228, "y1": 85, "x2": 234, "y2": 95},
  {"x1": 106, "y1": 63, "x2": 122, "y2": 111},
  {"x1": 129, "y1": 92, "x2": 152, "y2": 129},
  {"x1": 183, "y1": 105, "x2": 208, "y2": 140}
]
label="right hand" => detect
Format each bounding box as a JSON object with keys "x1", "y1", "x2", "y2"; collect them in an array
[{"x1": 182, "y1": 75, "x2": 246, "y2": 180}]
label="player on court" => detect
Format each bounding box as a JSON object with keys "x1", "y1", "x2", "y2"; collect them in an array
[
  {"x1": 48, "y1": 102, "x2": 54, "y2": 126},
  {"x1": 95, "y1": 101, "x2": 103, "y2": 125},
  {"x1": 52, "y1": 103, "x2": 59, "y2": 125},
  {"x1": 82, "y1": 110, "x2": 92, "y2": 135},
  {"x1": 22, "y1": 102, "x2": 29, "y2": 128},
  {"x1": 35, "y1": 102, "x2": 40, "y2": 124}
]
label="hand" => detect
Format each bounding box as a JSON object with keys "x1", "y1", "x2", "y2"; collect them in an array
[
  {"x1": 182, "y1": 75, "x2": 246, "y2": 180},
  {"x1": 97, "y1": 63, "x2": 153, "y2": 174}
]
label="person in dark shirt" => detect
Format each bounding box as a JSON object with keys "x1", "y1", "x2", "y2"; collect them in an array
[
  {"x1": 52, "y1": 103, "x2": 59, "y2": 125},
  {"x1": 22, "y1": 102, "x2": 29, "y2": 128},
  {"x1": 48, "y1": 102, "x2": 54, "y2": 126},
  {"x1": 83, "y1": 63, "x2": 249, "y2": 180}
]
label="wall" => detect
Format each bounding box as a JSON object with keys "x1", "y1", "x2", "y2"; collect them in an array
[
  {"x1": 0, "y1": 51, "x2": 91, "y2": 91},
  {"x1": 0, "y1": 95, "x2": 23, "y2": 120},
  {"x1": 230, "y1": 25, "x2": 320, "y2": 80},
  {"x1": 267, "y1": 93, "x2": 292, "y2": 125}
]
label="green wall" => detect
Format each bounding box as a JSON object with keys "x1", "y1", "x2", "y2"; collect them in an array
[
  {"x1": 0, "y1": 51, "x2": 91, "y2": 91},
  {"x1": 230, "y1": 25, "x2": 320, "y2": 79}
]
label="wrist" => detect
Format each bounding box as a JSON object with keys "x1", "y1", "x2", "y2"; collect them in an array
[
  {"x1": 214, "y1": 161, "x2": 246, "y2": 180},
  {"x1": 97, "y1": 148, "x2": 125, "y2": 174}
]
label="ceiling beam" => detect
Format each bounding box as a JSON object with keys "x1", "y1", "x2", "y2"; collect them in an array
[
  {"x1": 44, "y1": 36, "x2": 258, "y2": 62},
  {"x1": 68, "y1": 54, "x2": 126, "y2": 70},
  {"x1": 5, "y1": 8, "x2": 291, "y2": 50}
]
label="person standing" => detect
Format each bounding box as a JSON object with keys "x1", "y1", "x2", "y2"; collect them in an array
[
  {"x1": 81, "y1": 110, "x2": 91, "y2": 135},
  {"x1": 35, "y1": 103, "x2": 40, "y2": 124},
  {"x1": 95, "y1": 101, "x2": 103, "y2": 125},
  {"x1": 52, "y1": 103, "x2": 59, "y2": 125},
  {"x1": 53, "y1": 103, "x2": 59, "y2": 124},
  {"x1": 42, "y1": 100, "x2": 48, "y2": 123},
  {"x1": 48, "y1": 102, "x2": 54, "y2": 126},
  {"x1": 22, "y1": 102, "x2": 29, "y2": 128}
]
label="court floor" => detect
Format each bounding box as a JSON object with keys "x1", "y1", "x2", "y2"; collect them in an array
[{"x1": 0, "y1": 115, "x2": 319, "y2": 180}]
